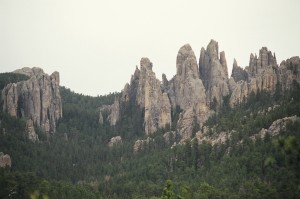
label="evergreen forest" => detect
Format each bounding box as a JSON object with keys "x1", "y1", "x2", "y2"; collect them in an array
[{"x1": 0, "y1": 72, "x2": 300, "y2": 198}]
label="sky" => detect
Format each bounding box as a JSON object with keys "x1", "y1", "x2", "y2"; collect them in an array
[{"x1": 1, "y1": 0, "x2": 300, "y2": 96}]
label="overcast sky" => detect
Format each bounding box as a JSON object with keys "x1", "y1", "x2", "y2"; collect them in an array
[{"x1": 1, "y1": 0, "x2": 300, "y2": 96}]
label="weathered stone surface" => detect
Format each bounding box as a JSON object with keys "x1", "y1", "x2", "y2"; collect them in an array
[
  {"x1": 220, "y1": 51, "x2": 228, "y2": 78},
  {"x1": 133, "y1": 137, "x2": 153, "y2": 153},
  {"x1": 0, "y1": 152, "x2": 11, "y2": 168},
  {"x1": 251, "y1": 116, "x2": 300, "y2": 140},
  {"x1": 108, "y1": 98, "x2": 120, "y2": 126},
  {"x1": 230, "y1": 47, "x2": 279, "y2": 107},
  {"x1": 108, "y1": 136, "x2": 122, "y2": 147},
  {"x1": 163, "y1": 131, "x2": 176, "y2": 145},
  {"x1": 195, "y1": 127, "x2": 232, "y2": 146},
  {"x1": 1, "y1": 67, "x2": 62, "y2": 133},
  {"x1": 171, "y1": 44, "x2": 210, "y2": 140},
  {"x1": 231, "y1": 59, "x2": 248, "y2": 82},
  {"x1": 26, "y1": 119, "x2": 39, "y2": 142},
  {"x1": 99, "y1": 111, "x2": 104, "y2": 125},
  {"x1": 278, "y1": 56, "x2": 300, "y2": 90},
  {"x1": 99, "y1": 97, "x2": 120, "y2": 126},
  {"x1": 101, "y1": 58, "x2": 172, "y2": 134},
  {"x1": 199, "y1": 40, "x2": 229, "y2": 110}
]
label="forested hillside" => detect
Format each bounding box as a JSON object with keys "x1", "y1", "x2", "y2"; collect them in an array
[{"x1": 1, "y1": 71, "x2": 300, "y2": 198}]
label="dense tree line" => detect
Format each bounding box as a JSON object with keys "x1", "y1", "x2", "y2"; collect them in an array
[{"x1": 0, "y1": 72, "x2": 300, "y2": 198}]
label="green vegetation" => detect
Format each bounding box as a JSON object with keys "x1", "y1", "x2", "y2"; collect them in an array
[
  {"x1": 0, "y1": 72, "x2": 300, "y2": 198},
  {"x1": 0, "y1": 72, "x2": 29, "y2": 90}
]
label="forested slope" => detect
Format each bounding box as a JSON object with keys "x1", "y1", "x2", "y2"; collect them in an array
[{"x1": 0, "y1": 73, "x2": 300, "y2": 198}]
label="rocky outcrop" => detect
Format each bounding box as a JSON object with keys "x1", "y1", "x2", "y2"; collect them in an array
[
  {"x1": 99, "y1": 97, "x2": 120, "y2": 126},
  {"x1": 231, "y1": 59, "x2": 248, "y2": 82},
  {"x1": 1, "y1": 67, "x2": 62, "y2": 133},
  {"x1": 133, "y1": 137, "x2": 153, "y2": 154},
  {"x1": 108, "y1": 58, "x2": 172, "y2": 134},
  {"x1": 26, "y1": 119, "x2": 39, "y2": 142},
  {"x1": 229, "y1": 47, "x2": 279, "y2": 107},
  {"x1": 251, "y1": 116, "x2": 300, "y2": 140},
  {"x1": 199, "y1": 40, "x2": 230, "y2": 110},
  {"x1": 278, "y1": 56, "x2": 300, "y2": 90},
  {"x1": 163, "y1": 131, "x2": 176, "y2": 145},
  {"x1": 108, "y1": 136, "x2": 122, "y2": 147},
  {"x1": 170, "y1": 44, "x2": 210, "y2": 139},
  {"x1": 98, "y1": 40, "x2": 300, "y2": 143},
  {"x1": 0, "y1": 152, "x2": 11, "y2": 168}
]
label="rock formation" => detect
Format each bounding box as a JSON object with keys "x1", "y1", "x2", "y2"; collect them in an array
[
  {"x1": 98, "y1": 40, "x2": 300, "y2": 144},
  {"x1": 199, "y1": 40, "x2": 230, "y2": 110},
  {"x1": 229, "y1": 47, "x2": 300, "y2": 107},
  {"x1": 133, "y1": 137, "x2": 153, "y2": 153},
  {"x1": 102, "y1": 58, "x2": 172, "y2": 134},
  {"x1": 251, "y1": 116, "x2": 299, "y2": 140},
  {"x1": 0, "y1": 152, "x2": 11, "y2": 168},
  {"x1": 170, "y1": 44, "x2": 210, "y2": 139},
  {"x1": 26, "y1": 118, "x2": 39, "y2": 142},
  {"x1": 278, "y1": 56, "x2": 300, "y2": 91},
  {"x1": 108, "y1": 136, "x2": 122, "y2": 147},
  {"x1": 231, "y1": 59, "x2": 248, "y2": 82},
  {"x1": 1, "y1": 67, "x2": 62, "y2": 133}
]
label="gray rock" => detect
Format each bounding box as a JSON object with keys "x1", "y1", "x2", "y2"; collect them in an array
[
  {"x1": 172, "y1": 44, "x2": 210, "y2": 140},
  {"x1": 26, "y1": 119, "x2": 39, "y2": 142},
  {"x1": 108, "y1": 136, "x2": 122, "y2": 147},
  {"x1": 0, "y1": 152, "x2": 11, "y2": 168},
  {"x1": 1, "y1": 67, "x2": 62, "y2": 133},
  {"x1": 199, "y1": 40, "x2": 229, "y2": 110},
  {"x1": 231, "y1": 59, "x2": 248, "y2": 82}
]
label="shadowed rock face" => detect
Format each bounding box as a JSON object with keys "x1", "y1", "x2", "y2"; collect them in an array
[
  {"x1": 99, "y1": 40, "x2": 300, "y2": 143},
  {"x1": 199, "y1": 40, "x2": 229, "y2": 110},
  {"x1": 231, "y1": 59, "x2": 248, "y2": 82},
  {"x1": 100, "y1": 57, "x2": 171, "y2": 134},
  {"x1": 170, "y1": 44, "x2": 210, "y2": 139},
  {"x1": 229, "y1": 48, "x2": 300, "y2": 107},
  {"x1": 1, "y1": 67, "x2": 62, "y2": 133}
]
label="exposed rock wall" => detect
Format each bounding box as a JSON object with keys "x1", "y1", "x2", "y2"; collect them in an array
[
  {"x1": 0, "y1": 152, "x2": 11, "y2": 168},
  {"x1": 99, "y1": 40, "x2": 300, "y2": 143},
  {"x1": 1, "y1": 67, "x2": 62, "y2": 133},
  {"x1": 170, "y1": 44, "x2": 210, "y2": 139},
  {"x1": 26, "y1": 119, "x2": 39, "y2": 142},
  {"x1": 199, "y1": 40, "x2": 229, "y2": 110},
  {"x1": 229, "y1": 48, "x2": 300, "y2": 107},
  {"x1": 108, "y1": 136, "x2": 122, "y2": 147},
  {"x1": 99, "y1": 58, "x2": 172, "y2": 134}
]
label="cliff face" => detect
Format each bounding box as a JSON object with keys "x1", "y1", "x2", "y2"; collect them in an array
[
  {"x1": 100, "y1": 58, "x2": 172, "y2": 134},
  {"x1": 199, "y1": 40, "x2": 230, "y2": 110},
  {"x1": 1, "y1": 67, "x2": 62, "y2": 133},
  {"x1": 101, "y1": 40, "x2": 300, "y2": 142},
  {"x1": 170, "y1": 44, "x2": 210, "y2": 139},
  {"x1": 229, "y1": 48, "x2": 300, "y2": 107}
]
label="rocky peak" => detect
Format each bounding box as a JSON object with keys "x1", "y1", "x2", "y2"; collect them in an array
[
  {"x1": 171, "y1": 44, "x2": 209, "y2": 140},
  {"x1": 14, "y1": 67, "x2": 45, "y2": 77},
  {"x1": 176, "y1": 44, "x2": 199, "y2": 79},
  {"x1": 140, "y1": 57, "x2": 153, "y2": 70},
  {"x1": 248, "y1": 47, "x2": 277, "y2": 76},
  {"x1": 207, "y1": 39, "x2": 219, "y2": 60},
  {"x1": 102, "y1": 57, "x2": 172, "y2": 134},
  {"x1": 220, "y1": 51, "x2": 228, "y2": 78},
  {"x1": 1, "y1": 67, "x2": 62, "y2": 133},
  {"x1": 230, "y1": 47, "x2": 280, "y2": 107},
  {"x1": 199, "y1": 40, "x2": 229, "y2": 110},
  {"x1": 231, "y1": 59, "x2": 248, "y2": 82}
]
